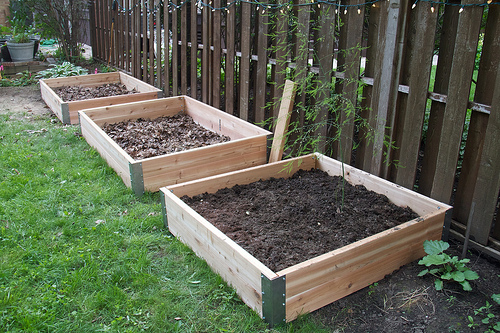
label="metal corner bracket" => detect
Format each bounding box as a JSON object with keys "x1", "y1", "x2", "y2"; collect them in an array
[
  {"x1": 129, "y1": 162, "x2": 144, "y2": 196},
  {"x1": 261, "y1": 274, "x2": 286, "y2": 328}
]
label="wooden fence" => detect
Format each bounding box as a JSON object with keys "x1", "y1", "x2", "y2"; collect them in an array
[{"x1": 89, "y1": 0, "x2": 500, "y2": 258}]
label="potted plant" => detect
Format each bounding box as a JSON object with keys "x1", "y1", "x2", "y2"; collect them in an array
[
  {"x1": 6, "y1": 32, "x2": 34, "y2": 62},
  {"x1": 0, "y1": 25, "x2": 12, "y2": 62}
]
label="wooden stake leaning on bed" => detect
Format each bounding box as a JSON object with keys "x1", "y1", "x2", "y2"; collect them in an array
[{"x1": 269, "y1": 80, "x2": 297, "y2": 163}]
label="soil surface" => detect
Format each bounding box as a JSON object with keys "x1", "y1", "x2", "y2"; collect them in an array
[
  {"x1": 2, "y1": 86, "x2": 500, "y2": 333},
  {"x1": 102, "y1": 114, "x2": 231, "y2": 160},
  {"x1": 183, "y1": 168, "x2": 419, "y2": 272},
  {"x1": 54, "y1": 83, "x2": 138, "y2": 102}
]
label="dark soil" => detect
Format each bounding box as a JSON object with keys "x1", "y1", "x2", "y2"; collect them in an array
[
  {"x1": 182, "y1": 168, "x2": 419, "y2": 272},
  {"x1": 102, "y1": 114, "x2": 231, "y2": 160},
  {"x1": 181, "y1": 168, "x2": 500, "y2": 332},
  {"x1": 54, "y1": 83, "x2": 138, "y2": 102}
]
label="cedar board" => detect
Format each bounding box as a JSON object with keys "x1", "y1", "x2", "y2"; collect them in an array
[
  {"x1": 40, "y1": 71, "x2": 163, "y2": 124},
  {"x1": 160, "y1": 153, "x2": 452, "y2": 326},
  {"x1": 79, "y1": 96, "x2": 271, "y2": 195}
]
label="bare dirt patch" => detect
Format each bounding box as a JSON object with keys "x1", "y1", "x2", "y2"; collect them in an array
[
  {"x1": 102, "y1": 114, "x2": 231, "y2": 160},
  {"x1": 0, "y1": 86, "x2": 51, "y2": 118}
]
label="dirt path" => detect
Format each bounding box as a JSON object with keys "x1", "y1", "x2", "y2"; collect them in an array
[{"x1": 0, "y1": 86, "x2": 51, "y2": 119}]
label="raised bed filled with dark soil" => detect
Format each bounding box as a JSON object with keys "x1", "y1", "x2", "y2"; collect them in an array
[
  {"x1": 40, "y1": 72, "x2": 162, "y2": 124},
  {"x1": 160, "y1": 153, "x2": 452, "y2": 326},
  {"x1": 80, "y1": 96, "x2": 271, "y2": 195}
]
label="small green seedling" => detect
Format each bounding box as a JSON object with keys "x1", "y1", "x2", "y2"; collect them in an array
[{"x1": 418, "y1": 240, "x2": 479, "y2": 291}]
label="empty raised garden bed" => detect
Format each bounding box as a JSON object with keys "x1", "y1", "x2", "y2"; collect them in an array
[
  {"x1": 79, "y1": 96, "x2": 271, "y2": 195},
  {"x1": 160, "y1": 153, "x2": 452, "y2": 326},
  {"x1": 40, "y1": 72, "x2": 162, "y2": 124}
]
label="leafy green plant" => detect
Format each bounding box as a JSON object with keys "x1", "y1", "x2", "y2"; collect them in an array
[
  {"x1": 418, "y1": 240, "x2": 479, "y2": 291},
  {"x1": 468, "y1": 298, "x2": 500, "y2": 332},
  {"x1": 35, "y1": 62, "x2": 89, "y2": 79},
  {"x1": 9, "y1": 32, "x2": 30, "y2": 43}
]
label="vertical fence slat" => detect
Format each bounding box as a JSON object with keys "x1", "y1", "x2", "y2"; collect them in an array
[
  {"x1": 332, "y1": 0, "x2": 364, "y2": 163},
  {"x1": 254, "y1": 8, "x2": 268, "y2": 124},
  {"x1": 369, "y1": 0, "x2": 404, "y2": 177},
  {"x1": 455, "y1": 6, "x2": 500, "y2": 244},
  {"x1": 190, "y1": 0, "x2": 198, "y2": 98},
  {"x1": 134, "y1": 0, "x2": 141, "y2": 78},
  {"x1": 225, "y1": 2, "x2": 235, "y2": 114},
  {"x1": 212, "y1": 0, "x2": 221, "y2": 108},
  {"x1": 125, "y1": 0, "x2": 130, "y2": 73},
  {"x1": 455, "y1": 6, "x2": 500, "y2": 221},
  {"x1": 201, "y1": 4, "x2": 209, "y2": 102},
  {"x1": 272, "y1": 5, "x2": 289, "y2": 121},
  {"x1": 419, "y1": 0, "x2": 484, "y2": 204},
  {"x1": 89, "y1": 0, "x2": 97, "y2": 59},
  {"x1": 148, "y1": 0, "x2": 155, "y2": 84},
  {"x1": 104, "y1": 0, "x2": 110, "y2": 63},
  {"x1": 239, "y1": 2, "x2": 251, "y2": 121},
  {"x1": 467, "y1": 60, "x2": 500, "y2": 245},
  {"x1": 313, "y1": 4, "x2": 336, "y2": 154},
  {"x1": 180, "y1": 1, "x2": 188, "y2": 94},
  {"x1": 390, "y1": 1, "x2": 437, "y2": 188},
  {"x1": 163, "y1": 0, "x2": 170, "y2": 95},
  {"x1": 172, "y1": 0, "x2": 179, "y2": 95},
  {"x1": 156, "y1": 0, "x2": 162, "y2": 87}
]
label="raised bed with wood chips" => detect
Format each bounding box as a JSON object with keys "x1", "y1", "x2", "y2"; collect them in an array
[
  {"x1": 79, "y1": 96, "x2": 271, "y2": 195},
  {"x1": 160, "y1": 153, "x2": 452, "y2": 326},
  {"x1": 40, "y1": 72, "x2": 162, "y2": 124}
]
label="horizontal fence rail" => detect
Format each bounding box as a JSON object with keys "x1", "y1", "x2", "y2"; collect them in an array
[{"x1": 89, "y1": 0, "x2": 500, "y2": 256}]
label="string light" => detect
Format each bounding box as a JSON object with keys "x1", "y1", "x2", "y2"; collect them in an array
[{"x1": 110, "y1": 0, "x2": 499, "y2": 14}]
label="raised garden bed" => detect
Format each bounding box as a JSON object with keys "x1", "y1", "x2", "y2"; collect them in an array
[
  {"x1": 160, "y1": 153, "x2": 452, "y2": 326},
  {"x1": 79, "y1": 96, "x2": 271, "y2": 195},
  {"x1": 40, "y1": 72, "x2": 162, "y2": 124}
]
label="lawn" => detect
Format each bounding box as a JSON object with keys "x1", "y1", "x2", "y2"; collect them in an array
[{"x1": 0, "y1": 108, "x2": 326, "y2": 332}]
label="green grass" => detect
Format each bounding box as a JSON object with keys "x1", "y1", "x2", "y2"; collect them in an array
[{"x1": 0, "y1": 112, "x2": 328, "y2": 332}]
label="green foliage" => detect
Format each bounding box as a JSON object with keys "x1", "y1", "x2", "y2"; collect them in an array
[
  {"x1": 0, "y1": 71, "x2": 37, "y2": 87},
  {"x1": 418, "y1": 240, "x2": 479, "y2": 291},
  {"x1": 467, "y1": 300, "x2": 500, "y2": 332},
  {"x1": 35, "y1": 62, "x2": 89, "y2": 79},
  {"x1": 9, "y1": 32, "x2": 30, "y2": 44}
]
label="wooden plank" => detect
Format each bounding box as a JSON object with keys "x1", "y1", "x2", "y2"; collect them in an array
[
  {"x1": 369, "y1": 0, "x2": 404, "y2": 177},
  {"x1": 283, "y1": 211, "x2": 444, "y2": 320},
  {"x1": 133, "y1": 0, "x2": 141, "y2": 78},
  {"x1": 201, "y1": 4, "x2": 209, "y2": 102},
  {"x1": 331, "y1": 0, "x2": 362, "y2": 161},
  {"x1": 390, "y1": 1, "x2": 438, "y2": 188},
  {"x1": 143, "y1": 137, "x2": 268, "y2": 191},
  {"x1": 41, "y1": 72, "x2": 120, "y2": 88},
  {"x1": 79, "y1": 111, "x2": 134, "y2": 186},
  {"x1": 89, "y1": 0, "x2": 97, "y2": 59},
  {"x1": 163, "y1": 0, "x2": 170, "y2": 96},
  {"x1": 180, "y1": 0, "x2": 188, "y2": 94},
  {"x1": 417, "y1": 0, "x2": 459, "y2": 198},
  {"x1": 225, "y1": 1, "x2": 236, "y2": 114},
  {"x1": 254, "y1": 7, "x2": 268, "y2": 124},
  {"x1": 454, "y1": 6, "x2": 500, "y2": 227},
  {"x1": 118, "y1": 71, "x2": 163, "y2": 93},
  {"x1": 355, "y1": 1, "x2": 380, "y2": 171},
  {"x1": 466, "y1": 54, "x2": 500, "y2": 244},
  {"x1": 39, "y1": 79, "x2": 67, "y2": 124},
  {"x1": 311, "y1": 3, "x2": 335, "y2": 154},
  {"x1": 314, "y1": 153, "x2": 451, "y2": 216},
  {"x1": 166, "y1": 154, "x2": 316, "y2": 198},
  {"x1": 82, "y1": 97, "x2": 185, "y2": 126},
  {"x1": 184, "y1": 96, "x2": 272, "y2": 138},
  {"x1": 239, "y1": 1, "x2": 251, "y2": 121},
  {"x1": 212, "y1": 0, "x2": 221, "y2": 109},
  {"x1": 156, "y1": 0, "x2": 162, "y2": 87},
  {"x1": 418, "y1": 0, "x2": 483, "y2": 204},
  {"x1": 272, "y1": 4, "x2": 288, "y2": 120},
  {"x1": 163, "y1": 189, "x2": 276, "y2": 315},
  {"x1": 269, "y1": 80, "x2": 297, "y2": 163},
  {"x1": 148, "y1": 0, "x2": 155, "y2": 85},
  {"x1": 190, "y1": 0, "x2": 197, "y2": 98}
]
